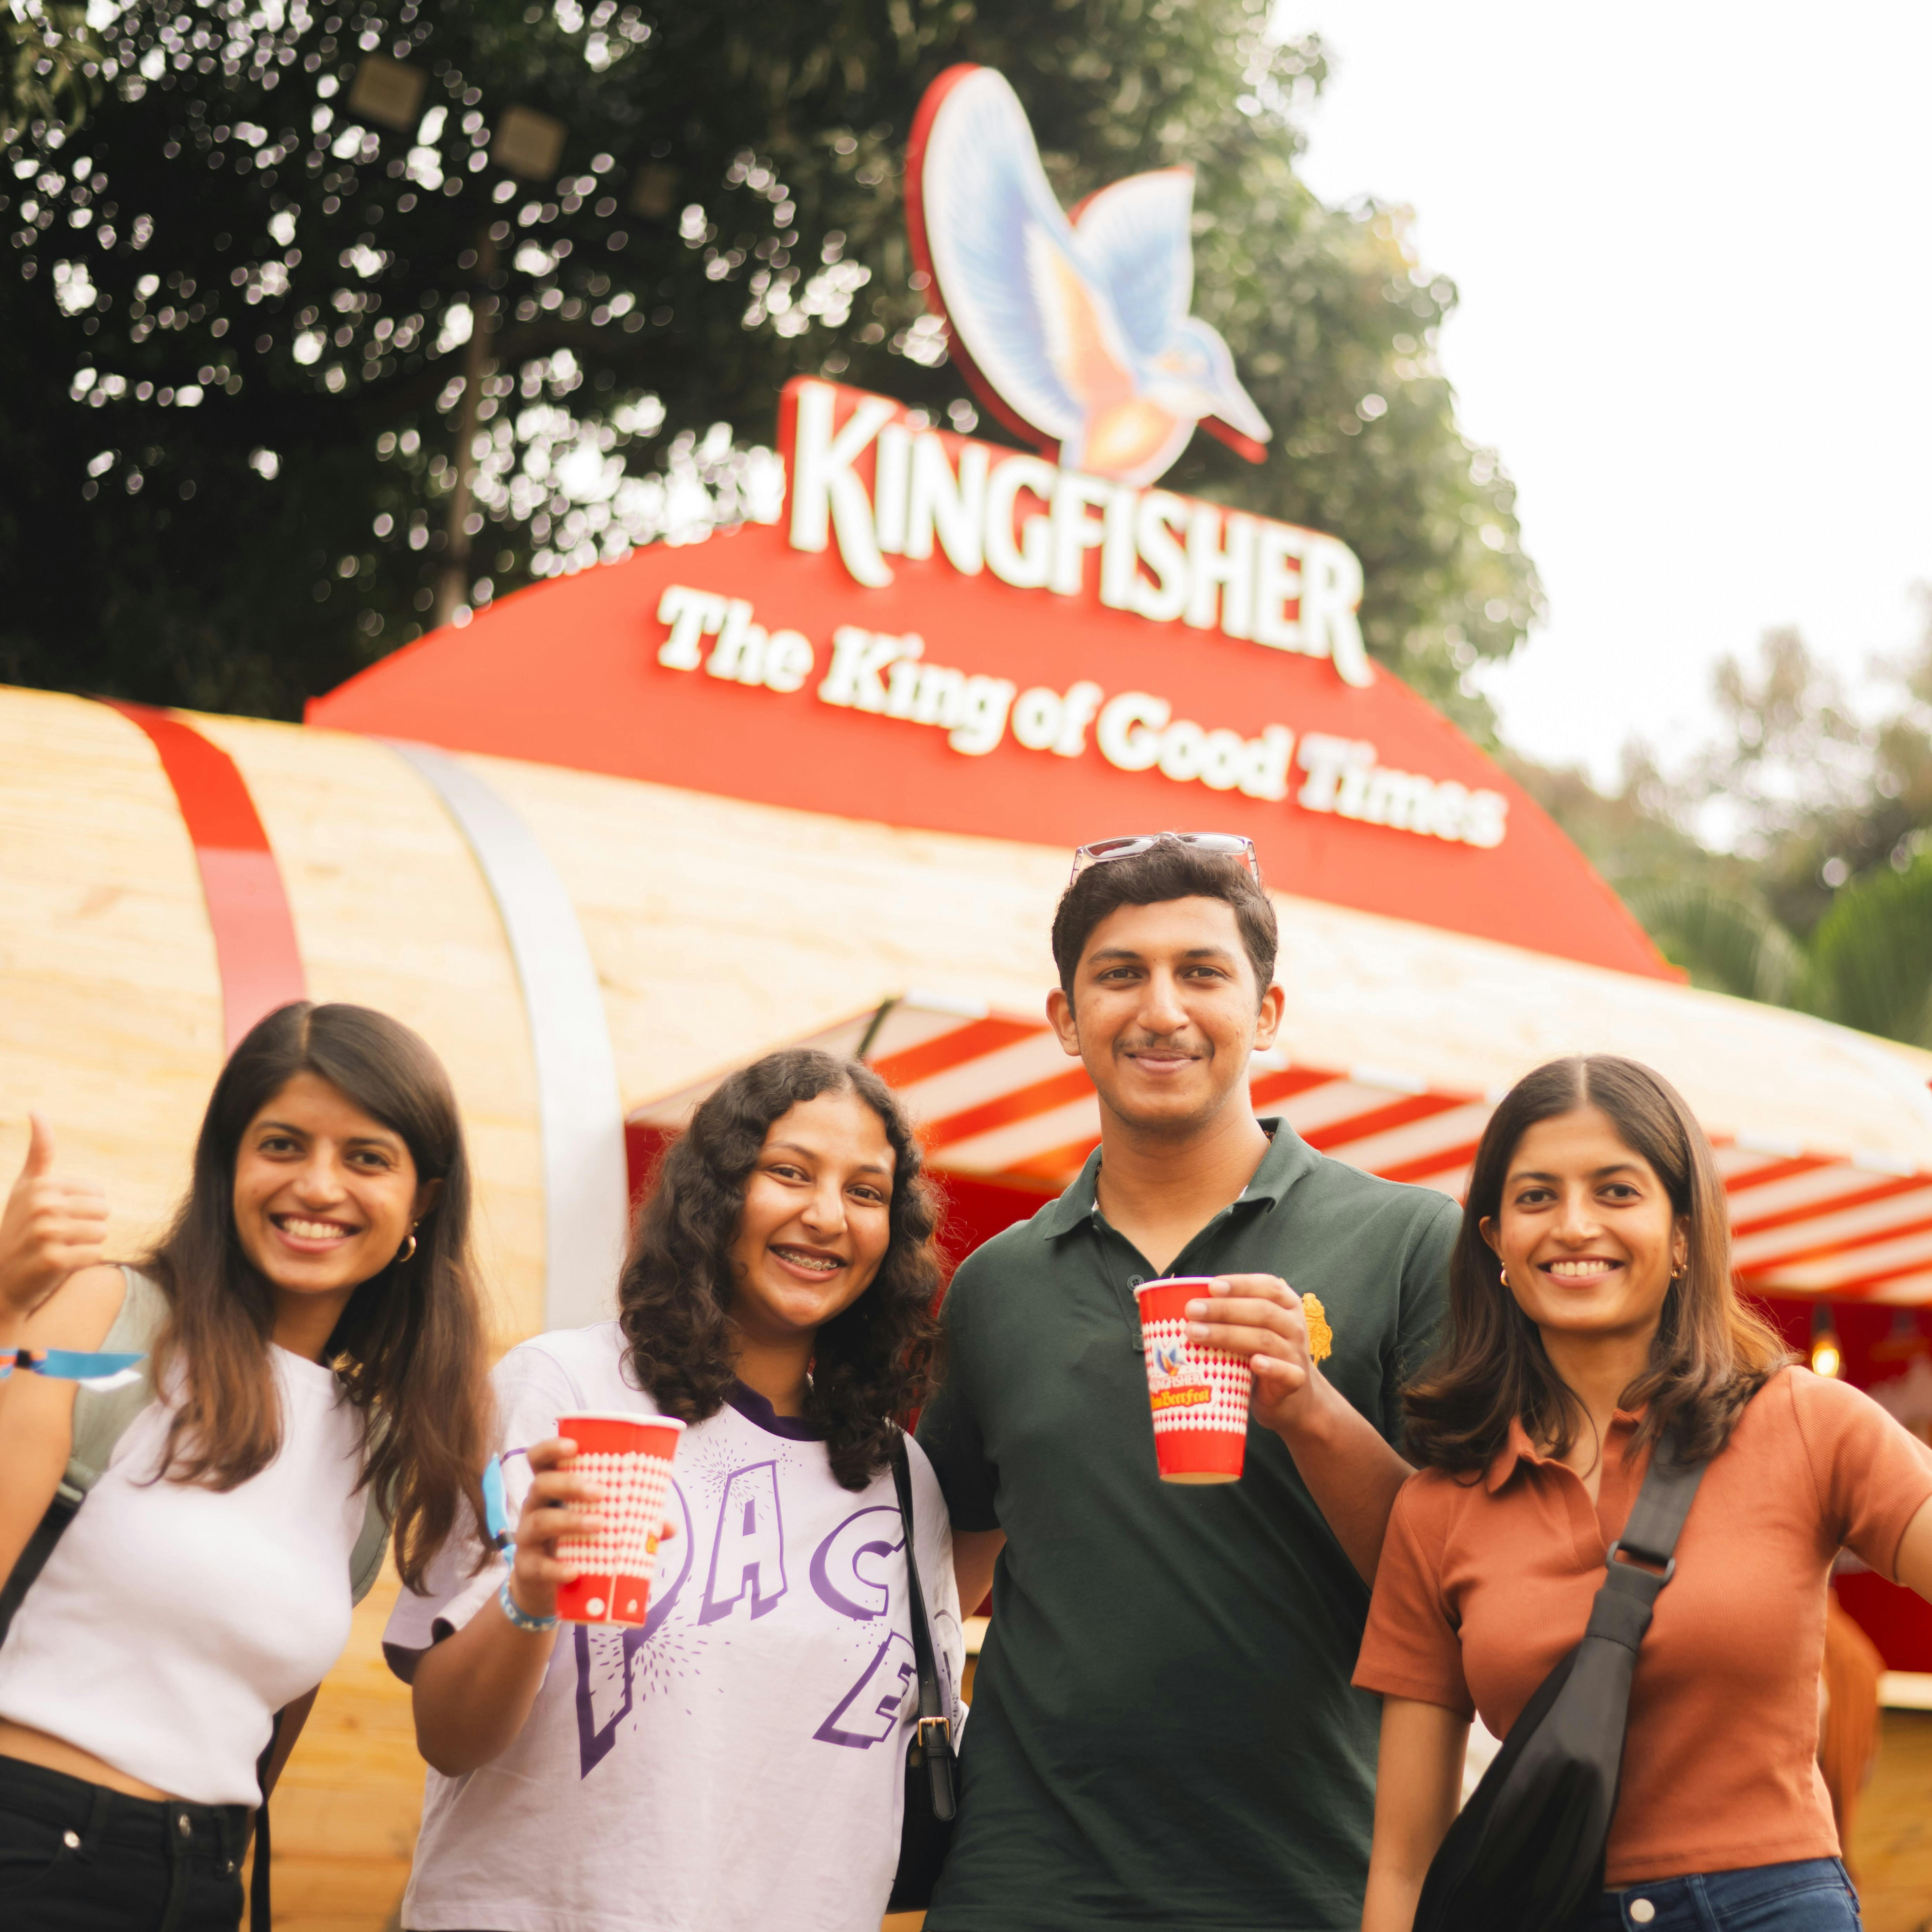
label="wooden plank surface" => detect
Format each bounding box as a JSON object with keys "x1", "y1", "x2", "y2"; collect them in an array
[
  {"x1": 0, "y1": 687, "x2": 221, "y2": 1249},
  {"x1": 1853, "y1": 1709, "x2": 1932, "y2": 1932},
  {"x1": 259, "y1": 1565, "x2": 422, "y2": 1932}
]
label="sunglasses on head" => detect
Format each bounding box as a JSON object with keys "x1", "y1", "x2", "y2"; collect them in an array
[{"x1": 1068, "y1": 833, "x2": 1262, "y2": 886}]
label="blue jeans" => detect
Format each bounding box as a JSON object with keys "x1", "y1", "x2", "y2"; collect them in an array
[{"x1": 1570, "y1": 1858, "x2": 1860, "y2": 1931}]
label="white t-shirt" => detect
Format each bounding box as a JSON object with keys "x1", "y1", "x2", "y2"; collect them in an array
[
  {"x1": 386, "y1": 1321, "x2": 964, "y2": 1932},
  {"x1": 0, "y1": 1345, "x2": 366, "y2": 1805}
]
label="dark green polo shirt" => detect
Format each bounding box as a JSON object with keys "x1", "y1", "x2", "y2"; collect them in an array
[{"x1": 916, "y1": 1120, "x2": 1457, "y2": 1932}]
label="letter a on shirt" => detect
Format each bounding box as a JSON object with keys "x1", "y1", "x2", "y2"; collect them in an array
[{"x1": 700, "y1": 1460, "x2": 788, "y2": 1622}]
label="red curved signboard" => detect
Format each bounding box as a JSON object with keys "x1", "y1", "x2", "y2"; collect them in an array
[{"x1": 309, "y1": 377, "x2": 1669, "y2": 980}]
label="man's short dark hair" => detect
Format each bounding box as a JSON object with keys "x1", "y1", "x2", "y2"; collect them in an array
[{"x1": 1050, "y1": 836, "x2": 1279, "y2": 1001}]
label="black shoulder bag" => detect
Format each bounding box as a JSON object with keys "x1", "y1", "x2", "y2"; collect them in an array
[
  {"x1": 886, "y1": 1434, "x2": 959, "y2": 1912},
  {"x1": 1412, "y1": 1433, "x2": 1708, "y2": 1932}
]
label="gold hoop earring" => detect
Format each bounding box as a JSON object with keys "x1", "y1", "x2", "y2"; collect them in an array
[
  {"x1": 1499, "y1": 1266, "x2": 1509, "y2": 1288},
  {"x1": 395, "y1": 1231, "x2": 417, "y2": 1266}
]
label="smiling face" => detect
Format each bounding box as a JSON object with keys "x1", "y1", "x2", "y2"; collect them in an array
[
  {"x1": 723, "y1": 1090, "x2": 896, "y2": 1348},
  {"x1": 232, "y1": 1070, "x2": 437, "y2": 1306},
  {"x1": 1481, "y1": 1105, "x2": 1688, "y2": 1350},
  {"x1": 1047, "y1": 896, "x2": 1283, "y2": 1135}
]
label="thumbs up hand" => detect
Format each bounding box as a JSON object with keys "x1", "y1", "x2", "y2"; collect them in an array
[{"x1": 0, "y1": 1116, "x2": 110, "y2": 1322}]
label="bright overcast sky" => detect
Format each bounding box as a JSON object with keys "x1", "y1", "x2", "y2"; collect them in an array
[{"x1": 1276, "y1": 1, "x2": 1932, "y2": 789}]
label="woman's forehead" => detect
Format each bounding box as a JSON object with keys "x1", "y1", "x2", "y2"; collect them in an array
[
  {"x1": 763, "y1": 1090, "x2": 896, "y2": 1166},
  {"x1": 1509, "y1": 1105, "x2": 1653, "y2": 1172},
  {"x1": 247, "y1": 1069, "x2": 402, "y2": 1143}
]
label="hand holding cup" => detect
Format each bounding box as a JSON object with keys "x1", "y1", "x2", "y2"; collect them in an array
[
  {"x1": 0, "y1": 1115, "x2": 109, "y2": 1324},
  {"x1": 502, "y1": 1436, "x2": 606, "y2": 1626},
  {"x1": 1184, "y1": 1273, "x2": 1333, "y2": 1441}
]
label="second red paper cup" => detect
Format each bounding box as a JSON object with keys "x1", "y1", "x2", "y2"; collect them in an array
[
  {"x1": 553, "y1": 1410, "x2": 685, "y2": 1626},
  {"x1": 1134, "y1": 1277, "x2": 1252, "y2": 1483}
]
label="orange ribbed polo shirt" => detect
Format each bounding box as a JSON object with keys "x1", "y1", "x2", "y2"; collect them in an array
[{"x1": 1355, "y1": 1367, "x2": 1932, "y2": 1886}]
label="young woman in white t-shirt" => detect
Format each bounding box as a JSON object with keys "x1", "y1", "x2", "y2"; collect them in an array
[
  {"x1": 0, "y1": 1001, "x2": 494, "y2": 1932},
  {"x1": 389, "y1": 1047, "x2": 965, "y2": 1932}
]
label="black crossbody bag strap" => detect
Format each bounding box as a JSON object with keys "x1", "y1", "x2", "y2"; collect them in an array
[
  {"x1": 885, "y1": 1433, "x2": 959, "y2": 1913},
  {"x1": 1585, "y1": 1442, "x2": 1705, "y2": 1646},
  {"x1": 250, "y1": 1707, "x2": 282, "y2": 1932},
  {"x1": 891, "y1": 1435, "x2": 957, "y2": 1823}
]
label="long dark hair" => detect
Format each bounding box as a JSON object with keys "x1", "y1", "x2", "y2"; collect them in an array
[
  {"x1": 143, "y1": 1002, "x2": 493, "y2": 1590},
  {"x1": 1404, "y1": 1054, "x2": 1789, "y2": 1473},
  {"x1": 618, "y1": 1048, "x2": 942, "y2": 1490}
]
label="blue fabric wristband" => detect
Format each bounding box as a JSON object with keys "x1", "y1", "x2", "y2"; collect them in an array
[{"x1": 497, "y1": 1579, "x2": 560, "y2": 1634}]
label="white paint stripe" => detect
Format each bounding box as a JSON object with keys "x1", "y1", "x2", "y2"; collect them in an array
[
  {"x1": 937, "y1": 1092, "x2": 1103, "y2": 1175},
  {"x1": 1756, "y1": 1231, "x2": 1932, "y2": 1293},
  {"x1": 896, "y1": 1030, "x2": 1073, "y2": 1125},
  {"x1": 1880, "y1": 1670, "x2": 1932, "y2": 1709},
  {"x1": 1727, "y1": 1163, "x2": 1882, "y2": 1223},
  {"x1": 1318, "y1": 1101, "x2": 1492, "y2": 1175},
  {"x1": 1275, "y1": 1080, "x2": 1404, "y2": 1135},
  {"x1": 1867, "y1": 1274, "x2": 1932, "y2": 1306},
  {"x1": 1733, "y1": 1184, "x2": 1932, "y2": 1269},
  {"x1": 867, "y1": 1003, "x2": 986, "y2": 1061},
  {"x1": 389, "y1": 741, "x2": 629, "y2": 1329}
]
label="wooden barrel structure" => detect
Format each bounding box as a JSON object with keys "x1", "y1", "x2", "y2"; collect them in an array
[{"x1": 8, "y1": 680, "x2": 1932, "y2": 1926}]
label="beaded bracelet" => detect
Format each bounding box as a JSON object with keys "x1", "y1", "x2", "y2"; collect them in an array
[{"x1": 498, "y1": 1579, "x2": 560, "y2": 1635}]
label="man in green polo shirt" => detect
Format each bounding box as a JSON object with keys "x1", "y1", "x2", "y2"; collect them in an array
[{"x1": 916, "y1": 834, "x2": 1458, "y2": 1931}]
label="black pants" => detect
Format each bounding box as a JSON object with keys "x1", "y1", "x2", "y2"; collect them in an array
[{"x1": 0, "y1": 1756, "x2": 249, "y2": 1932}]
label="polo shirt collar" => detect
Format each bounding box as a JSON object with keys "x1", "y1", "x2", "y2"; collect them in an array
[
  {"x1": 1039, "y1": 1117, "x2": 1317, "y2": 1239},
  {"x1": 1484, "y1": 1415, "x2": 1542, "y2": 1493},
  {"x1": 1484, "y1": 1406, "x2": 1645, "y2": 1492}
]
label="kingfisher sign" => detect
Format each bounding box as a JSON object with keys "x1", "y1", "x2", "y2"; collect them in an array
[
  {"x1": 308, "y1": 70, "x2": 1670, "y2": 980},
  {"x1": 787, "y1": 377, "x2": 1372, "y2": 689}
]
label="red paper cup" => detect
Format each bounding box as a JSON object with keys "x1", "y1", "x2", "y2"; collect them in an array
[
  {"x1": 553, "y1": 1411, "x2": 685, "y2": 1626},
  {"x1": 1134, "y1": 1277, "x2": 1252, "y2": 1484}
]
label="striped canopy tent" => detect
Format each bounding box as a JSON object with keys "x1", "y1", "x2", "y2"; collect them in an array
[{"x1": 632, "y1": 988, "x2": 1932, "y2": 1309}]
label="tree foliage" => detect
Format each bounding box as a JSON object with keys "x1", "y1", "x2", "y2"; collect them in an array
[
  {"x1": 4, "y1": 0, "x2": 102, "y2": 143},
  {"x1": 1, "y1": 0, "x2": 1540, "y2": 724},
  {"x1": 1522, "y1": 607, "x2": 1932, "y2": 1044},
  {"x1": 1805, "y1": 857, "x2": 1932, "y2": 1046}
]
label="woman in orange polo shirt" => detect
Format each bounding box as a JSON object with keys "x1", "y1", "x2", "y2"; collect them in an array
[{"x1": 1357, "y1": 1054, "x2": 1932, "y2": 1932}]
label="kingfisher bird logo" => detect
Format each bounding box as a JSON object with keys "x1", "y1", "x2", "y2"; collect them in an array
[
  {"x1": 908, "y1": 65, "x2": 1272, "y2": 488},
  {"x1": 1151, "y1": 1335, "x2": 1191, "y2": 1379}
]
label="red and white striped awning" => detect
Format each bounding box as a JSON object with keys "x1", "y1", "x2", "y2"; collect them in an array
[{"x1": 631, "y1": 995, "x2": 1932, "y2": 1305}]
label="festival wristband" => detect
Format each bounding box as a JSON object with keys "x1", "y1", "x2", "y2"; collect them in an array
[
  {"x1": 497, "y1": 1578, "x2": 560, "y2": 1635},
  {"x1": 484, "y1": 1448, "x2": 560, "y2": 1632},
  {"x1": 0, "y1": 1347, "x2": 145, "y2": 1390}
]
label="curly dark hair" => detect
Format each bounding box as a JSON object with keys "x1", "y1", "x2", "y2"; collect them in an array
[{"x1": 617, "y1": 1048, "x2": 944, "y2": 1490}]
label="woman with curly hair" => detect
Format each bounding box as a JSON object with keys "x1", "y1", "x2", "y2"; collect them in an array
[{"x1": 388, "y1": 1047, "x2": 964, "y2": 1932}]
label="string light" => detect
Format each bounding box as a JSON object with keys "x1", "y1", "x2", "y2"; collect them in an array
[{"x1": 1809, "y1": 1302, "x2": 1842, "y2": 1380}]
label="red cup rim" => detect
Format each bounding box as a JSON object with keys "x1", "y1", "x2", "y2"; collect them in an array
[
  {"x1": 1132, "y1": 1276, "x2": 1217, "y2": 1299},
  {"x1": 556, "y1": 1410, "x2": 687, "y2": 1432}
]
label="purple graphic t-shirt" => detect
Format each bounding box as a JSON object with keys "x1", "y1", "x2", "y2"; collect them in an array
[{"x1": 385, "y1": 1321, "x2": 964, "y2": 1932}]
